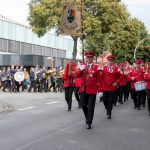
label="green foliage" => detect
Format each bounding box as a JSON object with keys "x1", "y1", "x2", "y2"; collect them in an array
[
  {"x1": 83, "y1": 0, "x2": 150, "y2": 62},
  {"x1": 28, "y1": 0, "x2": 150, "y2": 62}
]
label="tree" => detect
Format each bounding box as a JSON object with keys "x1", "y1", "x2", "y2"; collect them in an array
[
  {"x1": 83, "y1": 1, "x2": 150, "y2": 62},
  {"x1": 28, "y1": 0, "x2": 150, "y2": 62},
  {"x1": 83, "y1": 0, "x2": 130, "y2": 59},
  {"x1": 28, "y1": 0, "x2": 79, "y2": 60}
]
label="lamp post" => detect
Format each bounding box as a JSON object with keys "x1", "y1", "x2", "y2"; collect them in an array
[{"x1": 133, "y1": 36, "x2": 150, "y2": 60}]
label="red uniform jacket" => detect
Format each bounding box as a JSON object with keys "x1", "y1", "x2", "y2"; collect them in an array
[
  {"x1": 127, "y1": 67, "x2": 144, "y2": 89},
  {"x1": 97, "y1": 70, "x2": 103, "y2": 92},
  {"x1": 62, "y1": 61, "x2": 75, "y2": 88},
  {"x1": 76, "y1": 63, "x2": 98, "y2": 94},
  {"x1": 119, "y1": 71, "x2": 127, "y2": 86},
  {"x1": 100, "y1": 65, "x2": 123, "y2": 91},
  {"x1": 144, "y1": 70, "x2": 150, "y2": 89},
  {"x1": 74, "y1": 77, "x2": 82, "y2": 88}
]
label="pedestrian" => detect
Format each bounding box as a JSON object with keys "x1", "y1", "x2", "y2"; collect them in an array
[
  {"x1": 76, "y1": 51, "x2": 98, "y2": 129},
  {"x1": 62, "y1": 60, "x2": 76, "y2": 111},
  {"x1": 144, "y1": 62, "x2": 150, "y2": 115},
  {"x1": 99, "y1": 55, "x2": 123, "y2": 119},
  {"x1": 127, "y1": 59, "x2": 144, "y2": 110}
]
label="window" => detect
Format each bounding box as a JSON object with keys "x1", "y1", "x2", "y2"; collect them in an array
[
  {"x1": 8, "y1": 40, "x2": 16, "y2": 52},
  {"x1": 0, "y1": 38, "x2": 7, "y2": 52}
]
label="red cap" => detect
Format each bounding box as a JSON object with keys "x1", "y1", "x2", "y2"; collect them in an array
[
  {"x1": 107, "y1": 55, "x2": 114, "y2": 61},
  {"x1": 139, "y1": 59, "x2": 144, "y2": 63},
  {"x1": 85, "y1": 51, "x2": 94, "y2": 57},
  {"x1": 134, "y1": 59, "x2": 141, "y2": 64},
  {"x1": 120, "y1": 62, "x2": 125, "y2": 66}
]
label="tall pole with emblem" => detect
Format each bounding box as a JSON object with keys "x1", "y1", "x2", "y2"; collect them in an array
[
  {"x1": 60, "y1": 0, "x2": 82, "y2": 61},
  {"x1": 80, "y1": 0, "x2": 85, "y2": 62}
]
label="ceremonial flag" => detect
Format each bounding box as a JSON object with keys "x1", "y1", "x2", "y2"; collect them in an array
[{"x1": 60, "y1": 2, "x2": 81, "y2": 36}]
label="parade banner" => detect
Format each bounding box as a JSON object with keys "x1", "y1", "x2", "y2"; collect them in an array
[{"x1": 60, "y1": 3, "x2": 81, "y2": 36}]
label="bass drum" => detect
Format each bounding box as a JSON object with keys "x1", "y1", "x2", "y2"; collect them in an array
[{"x1": 14, "y1": 72, "x2": 25, "y2": 82}]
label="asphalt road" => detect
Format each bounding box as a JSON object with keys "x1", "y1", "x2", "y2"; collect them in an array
[{"x1": 0, "y1": 92, "x2": 150, "y2": 150}]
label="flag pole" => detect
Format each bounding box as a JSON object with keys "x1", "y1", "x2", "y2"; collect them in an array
[{"x1": 80, "y1": 0, "x2": 84, "y2": 63}]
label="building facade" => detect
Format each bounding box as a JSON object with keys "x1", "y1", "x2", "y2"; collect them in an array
[{"x1": 0, "y1": 16, "x2": 74, "y2": 67}]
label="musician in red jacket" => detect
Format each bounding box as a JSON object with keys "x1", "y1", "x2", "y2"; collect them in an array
[
  {"x1": 62, "y1": 60, "x2": 76, "y2": 111},
  {"x1": 144, "y1": 62, "x2": 150, "y2": 115},
  {"x1": 118, "y1": 62, "x2": 128, "y2": 104},
  {"x1": 76, "y1": 51, "x2": 98, "y2": 129},
  {"x1": 127, "y1": 59, "x2": 144, "y2": 110},
  {"x1": 140, "y1": 59, "x2": 147, "y2": 107},
  {"x1": 99, "y1": 55, "x2": 123, "y2": 119}
]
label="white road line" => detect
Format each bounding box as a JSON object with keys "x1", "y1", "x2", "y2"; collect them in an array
[
  {"x1": 18, "y1": 106, "x2": 36, "y2": 111},
  {"x1": 46, "y1": 101, "x2": 59, "y2": 105}
]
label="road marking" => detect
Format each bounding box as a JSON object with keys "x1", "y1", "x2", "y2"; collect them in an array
[
  {"x1": 18, "y1": 106, "x2": 36, "y2": 111},
  {"x1": 46, "y1": 101, "x2": 59, "y2": 105}
]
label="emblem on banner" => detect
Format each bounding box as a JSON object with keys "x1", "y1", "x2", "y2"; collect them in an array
[{"x1": 60, "y1": 2, "x2": 81, "y2": 36}]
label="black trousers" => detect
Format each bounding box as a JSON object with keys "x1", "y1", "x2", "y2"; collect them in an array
[
  {"x1": 1, "y1": 81, "x2": 6, "y2": 91},
  {"x1": 126, "y1": 82, "x2": 131, "y2": 100},
  {"x1": 11, "y1": 78, "x2": 16, "y2": 92},
  {"x1": 49, "y1": 82, "x2": 56, "y2": 92},
  {"x1": 103, "y1": 91, "x2": 116, "y2": 115},
  {"x1": 6, "y1": 80, "x2": 11, "y2": 91},
  {"x1": 80, "y1": 92, "x2": 96, "y2": 125},
  {"x1": 41, "y1": 79, "x2": 48, "y2": 92},
  {"x1": 131, "y1": 89, "x2": 143, "y2": 108},
  {"x1": 141, "y1": 90, "x2": 146, "y2": 106},
  {"x1": 74, "y1": 87, "x2": 81, "y2": 106},
  {"x1": 146, "y1": 90, "x2": 150, "y2": 113},
  {"x1": 64, "y1": 87, "x2": 74, "y2": 109},
  {"x1": 28, "y1": 81, "x2": 36, "y2": 92},
  {"x1": 113, "y1": 89, "x2": 119, "y2": 105},
  {"x1": 119, "y1": 86, "x2": 127, "y2": 102}
]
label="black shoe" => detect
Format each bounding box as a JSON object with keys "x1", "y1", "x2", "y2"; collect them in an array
[
  {"x1": 137, "y1": 107, "x2": 140, "y2": 110},
  {"x1": 142, "y1": 105, "x2": 145, "y2": 107},
  {"x1": 85, "y1": 120, "x2": 88, "y2": 125},
  {"x1": 86, "y1": 124, "x2": 92, "y2": 129},
  {"x1": 114, "y1": 104, "x2": 116, "y2": 106},
  {"x1": 78, "y1": 105, "x2": 82, "y2": 108},
  {"x1": 133, "y1": 105, "x2": 137, "y2": 108},
  {"x1": 119, "y1": 101, "x2": 123, "y2": 104},
  {"x1": 107, "y1": 114, "x2": 111, "y2": 119},
  {"x1": 68, "y1": 108, "x2": 71, "y2": 111}
]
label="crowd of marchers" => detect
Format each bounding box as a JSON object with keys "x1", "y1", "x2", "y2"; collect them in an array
[{"x1": 62, "y1": 52, "x2": 150, "y2": 129}]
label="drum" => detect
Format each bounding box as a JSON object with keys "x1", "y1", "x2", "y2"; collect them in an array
[
  {"x1": 14, "y1": 72, "x2": 25, "y2": 82},
  {"x1": 134, "y1": 81, "x2": 146, "y2": 91}
]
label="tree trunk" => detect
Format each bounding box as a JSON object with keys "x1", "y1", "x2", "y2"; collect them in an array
[
  {"x1": 72, "y1": 36, "x2": 78, "y2": 61},
  {"x1": 95, "y1": 56, "x2": 97, "y2": 63}
]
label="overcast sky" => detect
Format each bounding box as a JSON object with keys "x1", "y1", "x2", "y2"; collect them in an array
[{"x1": 0, "y1": 0, "x2": 149, "y2": 32}]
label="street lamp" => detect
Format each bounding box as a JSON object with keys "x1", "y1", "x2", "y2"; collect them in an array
[{"x1": 133, "y1": 36, "x2": 150, "y2": 60}]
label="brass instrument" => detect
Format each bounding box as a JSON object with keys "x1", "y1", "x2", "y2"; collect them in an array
[{"x1": 55, "y1": 70, "x2": 64, "y2": 79}]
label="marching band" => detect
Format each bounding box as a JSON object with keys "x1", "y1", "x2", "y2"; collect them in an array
[
  {"x1": 1, "y1": 53, "x2": 150, "y2": 130},
  {"x1": 62, "y1": 52, "x2": 150, "y2": 129},
  {"x1": 0, "y1": 65, "x2": 64, "y2": 93}
]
